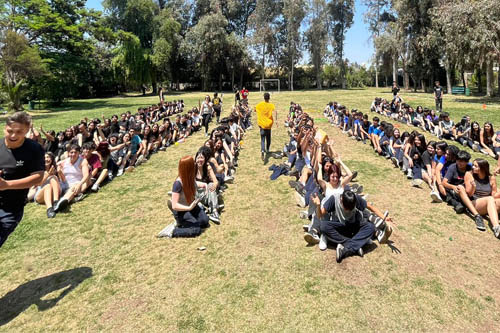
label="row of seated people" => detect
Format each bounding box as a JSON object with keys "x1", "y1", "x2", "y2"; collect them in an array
[
  {"x1": 158, "y1": 110, "x2": 250, "y2": 238},
  {"x1": 24, "y1": 99, "x2": 252, "y2": 219},
  {"x1": 277, "y1": 104, "x2": 395, "y2": 263},
  {"x1": 324, "y1": 103, "x2": 500, "y2": 239},
  {"x1": 366, "y1": 97, "x2": 500, "y2": 172}
]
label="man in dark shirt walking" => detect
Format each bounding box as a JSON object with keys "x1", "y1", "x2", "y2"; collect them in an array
[
  {"x1": 434, "y1": 81, "x2": 443, "y2": 112},
  {"x1": 0, "y1": 112, "x2": 44, "y2": 248}
]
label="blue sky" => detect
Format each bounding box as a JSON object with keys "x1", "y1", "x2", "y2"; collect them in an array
[{"x1": 86, "y1": 0, "x2": 374, "y2": 66}]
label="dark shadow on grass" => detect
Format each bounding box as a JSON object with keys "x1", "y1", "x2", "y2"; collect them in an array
[
  {"x1": 453, "y1": 96, "x2": 500, "y2": 104},
  {"x1": 0, "y1": 267, "x2": 92, "y2": 326},
  {"x1": 386, "y1": 240, "x2": 401, "y2": 254},
  {"x1": 263, "y1": 151, "x2": 284, "y2": 166}
]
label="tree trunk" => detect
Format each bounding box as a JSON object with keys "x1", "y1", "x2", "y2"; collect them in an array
[
  {"x1": 421, "y1": 79, "x2": 426, "y2": 93},
  {"x1": 290, "y1": 55, "x2": 294, "y2": 91},
  {"x1": 486, "y1": 60, "x2": 494, "y2": 97},
  {"x1": 498, "y1": 56, "x2": 500, "y2": 96},
  {"x1": 375, "y1": 61, "x2": 379, "y2": 88},
  {"x1": 261, "y1": 44, "x2": 266, "y2": 80},
  {"x1": 392, "y1": 55, "x2": 397, "y2": 83},
  {"x1": 231, "y1": 67, "x2": 235, "y2": 91},
  {"x1": 316, "y1": 59, "x2": 322, "y2": 89},
  {"x1": 402, "y1": 54, "x2": 409, "y2": 90},
  {"x1": 477, "y1": 68, "x2": 482, "y2": 93},
  {"x1": 152, "y1": 81, "x2": 157, "y2": 95},
  {"x1": 218, "y1": 72, "x2": 222, "y2": 92},
  {"x1": 445, "y1": 61, "x2": 452, "y2": 94},
  {"x1": 462, "y1": 70, "x2": 467, "y2": 88}
]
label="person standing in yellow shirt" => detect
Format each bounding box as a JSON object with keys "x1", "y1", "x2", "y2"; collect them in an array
[{"x1": 255, "y1": 92, "x2": 278, "y2": 161}]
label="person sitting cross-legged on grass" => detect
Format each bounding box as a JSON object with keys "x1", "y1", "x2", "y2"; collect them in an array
[
  {"x1": 317, "y1": 190, "x2": 375, "y2": 263},
  {"x1": 54, "y1": 144, "x2": 91, "y2": 213},
  {"x1": 162, "y1": 156, "x2": 209, "y2": 238},
  {"x1": 441, "y1": 150, "x2": 471, "y2": 214},
  {"x1": 458, "y1": 158, "x2": 500, "y2": 238}
]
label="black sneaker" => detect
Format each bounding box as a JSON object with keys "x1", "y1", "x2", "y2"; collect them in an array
[
  {"x1": 351, "y1": 171, "x2": 358, "y2": 181},
  {"x1": 474, "y1": 214, "x2": 486, "y2": 231},
  {"x1": 289, "y1": 181, "x2": 306, "y2": 196},
  {"x1": 357, "y1": 247, "x2": 364, "y2": 257},
  {"x1": 454, "y1": 202, "x2": 465, "y2": 214},
  {"x1": 261, "y1": 151, "x2": 265, "y2": 161},
  {"x1": 336, "y1": 244, "x2": 346, "y2": 263},
  {"x1": 54, "y1": 198, "x2": 68, "y2": 212},
  {"x1": 46, "y1": 207, "x2": 56, "y2": 218}
]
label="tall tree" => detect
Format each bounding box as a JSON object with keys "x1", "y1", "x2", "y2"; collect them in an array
[
  {"x1": 328, "y1": 0, "x2": 354, "y2": 89},
  {"x1": 0, "y1": 30, "x2": 48, "y2": 110},
  {"x1": 363, "y1": 0, "x2": 390, "y2": 88},
  {"x1": 249, "y1": 0, "x2": 283, "y2": 80},
  {"x1": 183, "y1": 10, "x2": 231, "y2": 90},
  {"x1": 305, "y1": 0, "x2": 328, "y2": 89},
  {"x1": 282, "y1": 0, "x2": 306, "y2": 90}
]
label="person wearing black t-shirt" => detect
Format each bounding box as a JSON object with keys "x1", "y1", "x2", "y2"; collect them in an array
[
  {"x1": 434, "y1": 81, "x2": 443, "y2": 113},
  {"x1": 392, "y1": 81, "x2": 400, "y2": 98},
  {"x1": 0, "y1": 112, "x2": 44, "y2": 248},
  {"x1": 442, "y1": 150, "x2": 471, "y2": 214}
]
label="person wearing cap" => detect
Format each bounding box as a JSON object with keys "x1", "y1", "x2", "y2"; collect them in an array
[{"x1": 255, "y1": 92, "x2": 277, "y2": 161}]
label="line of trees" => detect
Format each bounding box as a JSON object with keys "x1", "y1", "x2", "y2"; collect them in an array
[
  {"x1": 0, "y1": 0, "x2": 364, "y2": 109},
  {"x1": 0, "y1": 0, "x2": 499, "y2": 110},
  {"x1": 366, "y1": 0, "x2": 500, "y2": 96}
]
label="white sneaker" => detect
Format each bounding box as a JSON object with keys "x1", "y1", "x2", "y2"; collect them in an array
[
  {"x1": 319, "y1": 234, "x2": 328, "y2": 251},
  {"x1": 430, "y1": 191, "x2": 442, "y2": 203},
  {"x1": 411, "y1": 178, "x2": 424, "y2": 187},
  {"x1": 135, "y1": 155, "x2": 144, "y2": 166},
  {"x1": 91, "y1": 183, "x2": 99, "y2": 192},
  {"x1": 299, "y1": 210, "x2": 309, "y2": 219},
  {"x1": 117, "y1": 168, "x2": 124, "y2": 177},
  {"x1": 157, "y1": 222, "x2": 176, "y2": 238},
  {"x1": 294, "y1": 192, "x2": 306, "y2": 208}
]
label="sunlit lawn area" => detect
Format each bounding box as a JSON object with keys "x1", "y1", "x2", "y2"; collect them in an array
[{"x1": 1, "y1": 88, "x2": 499, "y2": 331}]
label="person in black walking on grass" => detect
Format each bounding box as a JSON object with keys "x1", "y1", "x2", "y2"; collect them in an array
[{"x1": 0, "y1": 112, "x2": 44, "y2": 248}]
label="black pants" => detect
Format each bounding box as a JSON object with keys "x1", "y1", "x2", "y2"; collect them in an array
[
  {"x1": 202, "y1": 114, "x2": 211, "y2": 134},
  {"x1": 260, "y1": 128, "x2": 271, "y2": 153},
  {"x1": 320, "y1": 219, "x2": 375, "y2": 253},
  {"x1": 0, "y1": 208, "x2": 24, "y2": 248},
  {"x1": 172, "y1": 205, "x2": 209, "y2": 237},
  {"x1": 436, "y1": 98, "x2": 442, "y2": 112},
  {"x1": 214, "y1": 106, "x2": 221, "y2": 123}
]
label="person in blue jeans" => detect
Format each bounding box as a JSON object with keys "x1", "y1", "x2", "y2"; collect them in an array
[
  {"x1": 164, "y1": 155, "x2": 209, "y2": 238},
  {"x1": 0, "y1": 112, "x2": 45, "y2": 248},
  {"x1": 318, "y1": 190, "x2": 375, "y2": 263}
]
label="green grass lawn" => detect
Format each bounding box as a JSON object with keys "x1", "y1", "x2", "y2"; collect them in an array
[{"x1": 1, "y1": 88, "x2": 500, "y2": 331}]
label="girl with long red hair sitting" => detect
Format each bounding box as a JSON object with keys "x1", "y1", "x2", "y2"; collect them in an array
[{"x1": 160, "y1": 155, "x2": 209, "y2": 237}]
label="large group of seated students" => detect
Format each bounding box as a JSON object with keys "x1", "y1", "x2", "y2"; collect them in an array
[
  {"x1": 323, "y1": 97, "x2": 500, "y2": 240},
  {"x1": 157, "y1": 101, "x2": 251, "y2": 238},
  {"x1": 23, "y1": 92, "x2": 251, "y2": 221},
  {"x1": 275, "y1": 102, "x2": 395, "y2": 263}
]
